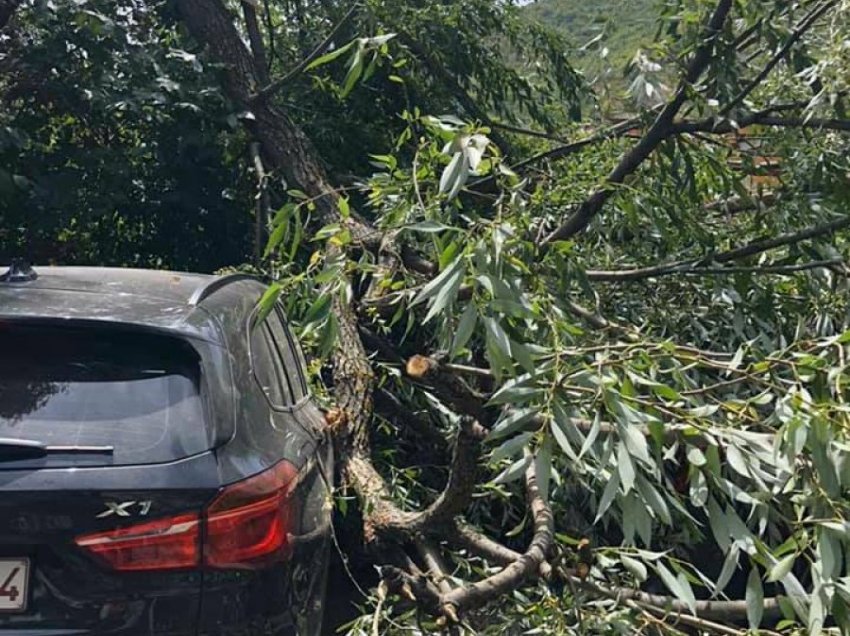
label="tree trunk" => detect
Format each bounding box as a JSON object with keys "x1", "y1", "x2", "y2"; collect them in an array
[{"x1": 175, "y1": 0, "x2": 375, "y2": 444}]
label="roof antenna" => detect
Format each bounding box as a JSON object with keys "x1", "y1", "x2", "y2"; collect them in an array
[{"x1": 0, "y1": 259, "x2": 38, "y2": 283}]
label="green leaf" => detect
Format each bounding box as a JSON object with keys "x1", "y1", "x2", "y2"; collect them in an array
[
  {"x1": 305, "y1": 40, "x2": 356, "y2": 71},
  {"x1": 594, "y1": 469, "x2": 620, "y2": 522},
  {"x1": 488, "y1": 383, "x2": 543, "y2": 406},
  {"x1": 255, "y1": 284, "x2": 282, "y2": 325},
  {"x1": 621, "y1": 555, "x2": 648, "y2": 582},
  {"x1": 412, "y1": 257, "x2": 464, "y2": 306},
  {"x1": 620, "y1": 424, "x2": 651, "y2": 465},
  {"x1": 403, "y1": 220, "x2": 457, "y2": 233},
  {"x1": 715, "y1": 546, "x2": 739, "y2": 595},
  {"x1": 550, "y1": 418, "x2": 577, "y2": 461},
  {"x1": 746, "y1": 567, "x2": 764, "y2": 630},
  {"x1": 687, "y1": 446, "x2": 706, "y2": 467},
  {"x1": 578, "y1": 414, "x2": 601, "y2": 459},
  {"x1": 511, "y1": 340, "x2": 536, "y2": 375},
  {"x1": 767, "y1": 553, "x2": 796, "y2": 583},
  {"x1": 304, "y1": 293, "x2": 331, "y2": 324},
  {"x1": 655, "y1": 562, "x2": 696, "y2": 614},
  {"x1": 422, "y1": 262, "x2": 463, "y2": 323},
  {"x1": 317, "y1": 311, "x2": 339, "y2": 358},
  {"x1": 439, "y1": 152, "x2": 468, "y2": 200},
  {"x1": 617, "y1": 442, "x2": 636, "y2": 494},
  {"x1": 341, "y1": 45, "x2": 365, "y2": 97},
  {"x1": 725, "y1": 445, "x2": 750, "y2": 478},
  {"x1": 490, "y1": 408, "x2": 538, "y2": 440},
  {"x1": 337, "y1": 196, "x2": 350, "y2": 218},
  {"x1": 818, "y1": 528, "x2": 842, "y2": 581},
  {"x1": 493, "y1": 455, "x2": 531, "y2": 485},
  {"x1": 450, "y1": 303, "x2": 478, "y2": 355},
  {"x1": 636, "y1": 474, "x2": 671, "y2": 525},
  {"x1": 484, "y1": 317, "x2": 512, "y2": 359},
  {"x1": 491, "y1": 432, "x2": 533, "y2": 463},
  {"x1": 534, "y1": 438, "x2": 553, "y2": 500}
]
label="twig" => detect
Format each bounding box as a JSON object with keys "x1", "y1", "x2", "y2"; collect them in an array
[
  {"x1": 585, "y1": 217, "x2": 850, "y2": 282},
  {"x1": 677, "y1": 259, "x2": 845, "y2": 276},
  {"x1": 250, "y1": 3, "x2": 360, "y2": 104},
  {"x1": 249, "y1": 142, "x2": 270, "y2": 266},
  {"x1": 371, "y1": 580, "x2": 388, "y2": 636},
  {"x1": 418, "y1": 541, "x2": 454, "y2": 595},
  {"x1": 674, "y1": 112, "x2": 850, "y2": 134},
  {"x1": 579, "y1": 577, "x2": 783, "y2": 623}
]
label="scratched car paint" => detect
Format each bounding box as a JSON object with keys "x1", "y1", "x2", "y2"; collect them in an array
[{"x1": 0, "y1": 264, "x2": 333, "y2": 635}]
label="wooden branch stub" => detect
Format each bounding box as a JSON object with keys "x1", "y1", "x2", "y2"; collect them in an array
[
  {"x1": 406, "y1": 354, "x2": 437, "y2": 379},
  {"x1": 323, "y1": 407, "x2": 349, "y2": 436}
]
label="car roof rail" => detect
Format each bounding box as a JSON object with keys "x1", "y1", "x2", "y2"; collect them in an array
[
  {"x1": 188, "y1": 273, "x2": 259, "y2": 306},
  {"x1": 1, "y1": 259, "x2": 38, "y2": 283}
]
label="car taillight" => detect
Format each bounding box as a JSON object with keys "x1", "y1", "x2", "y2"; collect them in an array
[
  {"x1": 204, "y1": 459, "x2": 298, "y2": 569},
  {"x1": 75, "y1": 459, "x2": 299, "y2": 572},
  {"x1": 74, "y1": 513, "x2": 200, "y2": 572}
]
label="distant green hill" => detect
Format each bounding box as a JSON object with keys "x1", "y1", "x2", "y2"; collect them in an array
[{"x1": 524, "y1": 0, "x2": 661, "y2": 102}]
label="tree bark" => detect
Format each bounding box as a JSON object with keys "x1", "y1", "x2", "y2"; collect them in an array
[{"x1": 176, "y1": 0, "x2": 375, "y2": 245}]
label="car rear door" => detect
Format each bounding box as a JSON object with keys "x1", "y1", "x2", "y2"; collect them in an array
[{"x1": 0, "y1": 323, "x2": 223, "y2": 635}]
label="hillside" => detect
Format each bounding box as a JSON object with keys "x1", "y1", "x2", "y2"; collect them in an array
[{"x1": 525, "y1": 0, "x2": 660, "y2": 100}]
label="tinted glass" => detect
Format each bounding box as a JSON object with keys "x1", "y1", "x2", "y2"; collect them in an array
[
  {"x1": 267, "y1": 310, "x2": 306, "y2": 401},
  {"x1": 0, "y1": 325, "x2": 209, "y2": 466},
  {"x1": 250, "y1": 308, "x2": 308, "y2": 408},
  {"x1": 251, "y1": 322, "x2": 288, "y2": 406}
]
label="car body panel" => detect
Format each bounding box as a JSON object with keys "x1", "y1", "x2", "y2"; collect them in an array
[{"x1": 0, "y1": 266, "x2": 332, "y2": 635}]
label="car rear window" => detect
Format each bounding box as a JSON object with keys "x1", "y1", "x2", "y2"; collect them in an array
[{"x1": 0, "y1": 325, "x2": 210, "y2": 466}]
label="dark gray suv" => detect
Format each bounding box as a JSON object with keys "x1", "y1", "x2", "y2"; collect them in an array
[{"x1": 0, "y1": 263, "x2": 332, "y2": 635}]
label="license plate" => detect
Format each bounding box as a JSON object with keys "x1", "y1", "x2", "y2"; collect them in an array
[{"x1": 0, "y1": 559, "x2": 29, "y2": 612}]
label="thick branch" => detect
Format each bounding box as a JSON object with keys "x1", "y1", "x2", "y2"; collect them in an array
[
  {"x1": 452, "y1": 520, "x2": 786, "y2": 623},
  {"x1": 586, "y1": 216, "x2": 850, "y2": 282},
  {"x1": 580, "y1": 578, "x2": 784, "y2": 623},
  {"x1": 675, "y1": 112, "x2": 850, "y2": 134},
  {"x1": 346, "y1": 417, "x2": 485, "y2": 541},
  {"x1": 540, "y1": 0, "x2": 733, "y2": 246},
  {"x1": 177, "y1": 0, "x2": 376, "y2": 246},
  {"x1": 417, "y1": 541, "x2": 454, "y2": 596},
  {"x1": 409, "y1": 419, "x2": 485, "y2": 527},
  {"x1": 241, "y1": 0, "x2": 269, "y2": 84},
  {"x1": 449, "y1": 520, "x2": 521, "y2": 567},
  {"x1": 405, "y1": 355, "x2": 490, "y2": 423},
  {"x1": 438, "y1": 453, "x2": 554, "y2": 617}
]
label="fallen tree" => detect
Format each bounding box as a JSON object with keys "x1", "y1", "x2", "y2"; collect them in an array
[{"x1": 4, "y1": 0, "x2": 850, "y2": 633}]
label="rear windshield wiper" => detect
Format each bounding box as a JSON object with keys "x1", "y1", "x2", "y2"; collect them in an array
[{"x1": 0, "y1": 438, "x2": 114, "y2": 461}]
